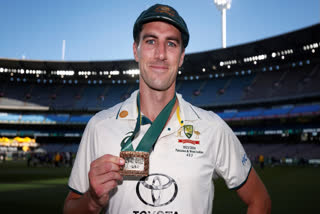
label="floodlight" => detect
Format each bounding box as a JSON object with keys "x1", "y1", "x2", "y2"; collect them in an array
[
  {"x1": 62, "y1": 40, "x2": 66, "y2": 61},
  {"x1": 214, "y1": 0, "x2": 232, "y2": 48}
]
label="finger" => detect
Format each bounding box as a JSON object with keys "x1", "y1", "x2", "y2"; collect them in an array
[
  {"x1": 91, "y1": 154, "x2": 125, "y2": 168},
  {"x1": 90, "y1": 162, "x2": 120, "y2": 176},
  {"x1": 101, "y1": 171, "x2": 123, "y2": 184},
  {"x1": 90, "y1": 170, "x2": 123, "y2": 188},
  {"x1": 100, "y1": 154, "x2": 125, "y2": 165}
]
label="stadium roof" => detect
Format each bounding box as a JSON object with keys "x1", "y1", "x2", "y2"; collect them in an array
[{"x1": 0, "y1": 23, "x2": 319, "y2": 79}]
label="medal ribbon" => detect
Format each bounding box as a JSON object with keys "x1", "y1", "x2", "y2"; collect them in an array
[{"x1": 120, "y1": 92, "x2": 176, "y2": 152}]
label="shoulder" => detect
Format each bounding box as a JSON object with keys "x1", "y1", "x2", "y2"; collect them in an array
[
  {"x1": 85, "y1": 90, "x2": 138, "y2": 130},
  {"x1": 87, "y1": 102, "x2": 123, "y2": 127},
  {"x1": 178, "y1": 97, "x2": 235, "y2": 140},
  {"x1": 179, "y1": 96, "x2": 226, "y2": 127},
  {"x1": 192, "y1": 105, "x2": 222, "y2": 122}
]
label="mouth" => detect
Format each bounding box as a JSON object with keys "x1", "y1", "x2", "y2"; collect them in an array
[{"x1": 149, "y1": 63, "x2": 169, "y2": 72}]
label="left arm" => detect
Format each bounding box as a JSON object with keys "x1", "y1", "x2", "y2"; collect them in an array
[{"x1": 236, "y1": 168, "x2": 271, "y2": 214}]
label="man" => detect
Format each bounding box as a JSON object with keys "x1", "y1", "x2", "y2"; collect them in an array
[{"x1": 64, "y1": 4, "x2": 271, "y2": 214}]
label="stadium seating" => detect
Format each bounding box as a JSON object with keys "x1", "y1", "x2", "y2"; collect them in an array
[
  {"x1": 216, "y1": 111, "x2": 237, "y2": 120},
  {"x1": 290, "y1": 104, "x2": 320, "y2": 116},
  {"x1": 0, "y1": 113, "x2": 20, "y2": 122},
  {"x1": 0, "y1": 24, "x2": 319, "y2": 149},
  {"x1": 176, "y1": 79, "x2": 203, "y2": 103},
  {"x1": 243, "y1": 143, "x2": 320, "y2": 160},
  {"x1": 45, "y1": 114, "x2": 69, "y2": 123},
  {"x1": 20, "y1": 115, "x2": 45, "y2": 123},
  {"x1": 260, "y1": 106, "x2": 292, "y2": 118},
  {"x1": 69, "y1": 115, "x2": 92, "y2": 123},
  {"x1": 0, "y1": 62, "x2": 318, "y2": 111}
]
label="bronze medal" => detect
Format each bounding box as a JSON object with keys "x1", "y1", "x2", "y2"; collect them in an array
[{"x1": 119, "y1": 151, "x2": 149, "y2": 177}]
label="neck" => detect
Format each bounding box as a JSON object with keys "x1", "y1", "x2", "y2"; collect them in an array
[{"x1": 139, "y1": 87, "x2": 178, "y2": 122}]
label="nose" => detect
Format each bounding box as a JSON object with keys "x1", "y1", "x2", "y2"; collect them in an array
[{"x1": 155, "y1": 42, "x2": 167, "y2": 61}]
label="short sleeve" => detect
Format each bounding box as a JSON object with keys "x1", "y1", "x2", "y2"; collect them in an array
[
  {"x1": 68, "y1": 117, "x2": 97, "y2": 194},
  {"x1": 214, "y1": 123, "x2": 252, "y2": 190}
]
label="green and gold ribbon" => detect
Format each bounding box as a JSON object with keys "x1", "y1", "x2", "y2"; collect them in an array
[{"x1": 120, "y1": 92, "x2": 176, "y2": 152}]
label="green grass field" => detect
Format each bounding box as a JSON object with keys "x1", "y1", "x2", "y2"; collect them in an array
[{"x1": 1, "y1": 160, "x2": 319, "y2": 213}]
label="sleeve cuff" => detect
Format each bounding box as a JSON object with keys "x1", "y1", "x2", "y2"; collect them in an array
[
  {"x1": 68, "y1": 185, "x2": 84, "y2": 195},
  {"x1": 230, "y1": 164, "x2": 252, "y2": 191}
]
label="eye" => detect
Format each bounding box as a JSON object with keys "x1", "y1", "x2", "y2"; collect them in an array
[
  {"x1": 146, "y1": 39, "x2": 155, "y2": 45},
  {"x1": 168, "y1": 41, "x2": 177, "y2": 47}
]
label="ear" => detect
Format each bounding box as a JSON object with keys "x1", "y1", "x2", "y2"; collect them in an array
[
  {"x1": 179, "y1": 48, "x2": 185, "y2": 68},
  {"x1": 133, "y1": 42, "x2": 139, "y2": 63}
]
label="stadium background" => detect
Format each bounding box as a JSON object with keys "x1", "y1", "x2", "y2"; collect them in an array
[{"x1": 0, "y1": 23, "x2": 319, "y2": 213}]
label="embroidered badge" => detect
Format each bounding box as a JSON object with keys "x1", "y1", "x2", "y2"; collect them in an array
[
  {"x1": 177, "y1": 125, "x2": 200, "y2": 145},
  {"x1": 119, "y1": 110, "x2": 128, "y2": 118},
  {"x1": 176, "y1": 125, "x2": 203, "y2": 157},
  {"x1": 194, "y1": 130, "x2": 200, "y2": 139},
  {"x1": 155, "y1": 5, "x2": 176, "y2": 17},
  {"x1": 184, "y1": 125, "x2": 193, "y2": 139}
]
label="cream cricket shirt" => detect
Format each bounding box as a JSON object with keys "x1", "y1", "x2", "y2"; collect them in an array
[{"x1": 68, "y1": 90, "x2": 251, "y2": 214}]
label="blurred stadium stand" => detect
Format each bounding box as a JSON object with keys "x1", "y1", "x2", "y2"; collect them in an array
[{"x1": 0, "y1": 24, "x2": 319, "y2": 161}]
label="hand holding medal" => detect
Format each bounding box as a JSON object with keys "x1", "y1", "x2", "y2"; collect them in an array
[{"x1": 119, "y1": 93, "x2": 176, "y2": 177}]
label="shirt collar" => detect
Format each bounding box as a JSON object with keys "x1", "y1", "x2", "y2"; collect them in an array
[
  {"x1": 116, "y1": 90, "x2": 139, "y2": 121},
  {"x1": 176, "y1": 93, "x2": 200, "y2": 123},
  {"x1": 116, "y1": 90, "x2": 200, "y2": 122}
]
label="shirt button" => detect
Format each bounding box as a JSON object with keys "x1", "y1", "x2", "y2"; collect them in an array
[{"x1": 168, "y1": 128, "x2": 171, "y2": 131}]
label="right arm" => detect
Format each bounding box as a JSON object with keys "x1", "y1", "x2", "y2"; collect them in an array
[{"x1": 63, "y1": 154, "x2": 125, "y2": 214}]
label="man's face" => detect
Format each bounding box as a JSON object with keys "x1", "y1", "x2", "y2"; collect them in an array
[{"x1": 133, "y1": 21, "x2": 185, "y2": 92}]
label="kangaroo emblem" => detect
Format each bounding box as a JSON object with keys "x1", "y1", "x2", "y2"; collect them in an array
[
  {"x1": 177, "y1": 126, "x2": 183, "y2": 137},
  {"x1": 194, "y1": 130, "x2": 200, "y2": 139}
]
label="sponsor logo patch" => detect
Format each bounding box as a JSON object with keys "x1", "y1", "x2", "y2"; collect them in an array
[
  {"x1": 134, "y1": 173, "x2": 179, "y2": 213},
  {"x1": 176, "y1": 125, "x2": 203, "y2": 157},
  {"x1": 136, "y1": 173, "x2": 178, "y2": 207},
  {"x1": 242, "y1": 154, "x2": 248, "y2": 166},
  {"x1": 119, "y1": 110, "x2": 128, "y2": 118}
]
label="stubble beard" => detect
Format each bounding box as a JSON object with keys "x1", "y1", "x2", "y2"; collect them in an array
[{"x1": 140, "y1": 70, "x2": 177, "y2": 92}]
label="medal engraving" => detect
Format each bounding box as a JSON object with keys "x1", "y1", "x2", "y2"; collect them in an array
[
  {"x1": 124, "y1": 156, "x2": 144, "y2": 171},
  {"x1": 120, "y1": 151, "x2": 149, "y2": 176}
]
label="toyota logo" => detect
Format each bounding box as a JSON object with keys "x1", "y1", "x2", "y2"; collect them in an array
[{"x1": 136, "y1": 173, "x2": 178, "y2": 207}]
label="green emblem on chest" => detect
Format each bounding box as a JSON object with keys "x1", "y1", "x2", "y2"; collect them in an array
[{"x1": 183, "y1": 125, "x2": 193, "y2": 139}]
